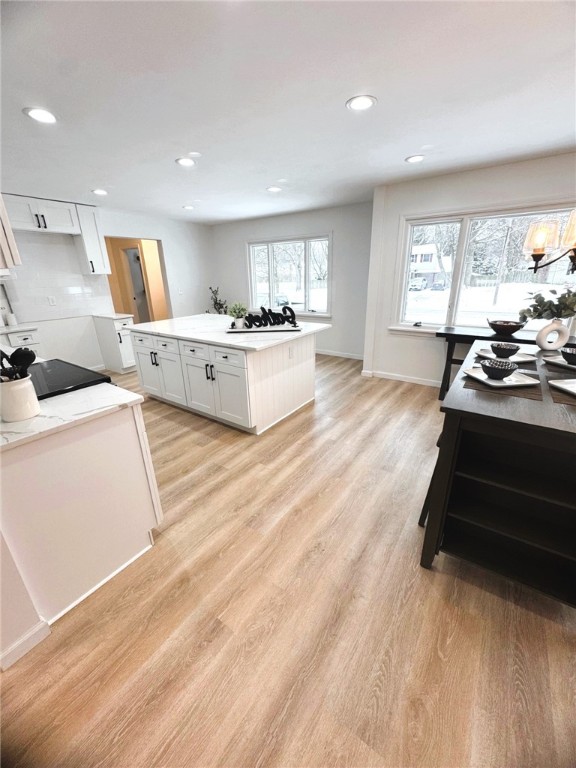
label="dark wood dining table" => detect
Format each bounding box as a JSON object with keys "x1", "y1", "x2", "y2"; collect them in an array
[{"x1": 436, "y1": 325, "x2": 576, "y2": 400}]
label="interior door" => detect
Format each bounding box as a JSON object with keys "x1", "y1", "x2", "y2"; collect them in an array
[{"x1": 124, "y1": 247, "x2": 151, "y2": 323}]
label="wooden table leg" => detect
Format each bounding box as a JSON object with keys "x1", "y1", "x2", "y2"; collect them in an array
[
  {"x1": 439, "y1": 339, "x2": 456, "y2": 400},
  {"x1": 420, "y1": 415, "x2": 460, "y2": 568}
]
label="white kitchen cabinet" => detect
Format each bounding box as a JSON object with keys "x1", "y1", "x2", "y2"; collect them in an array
[
  {"x1": 3, "y1": 194, "x2": 80, "y2": 234},
  {"x1": 0, "y1": 327, "x2": 41, "y2": 357},
  {"x1": 93, "y1": 315, "x2": 135, "y2": 373},
  {"x1": 74, "y1": 205, "x2": 111, "y2": 274},
  {"x1": 0, "y1": 195, "x2": 22, "y2": 270},
  {"x1": 180, "y1": 342, "x2": 252, "y2": 427},
  {"x1": 132, "y1": 332, "x2": 186, "y2": 405}
]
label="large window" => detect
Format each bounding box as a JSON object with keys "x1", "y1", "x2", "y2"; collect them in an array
[
  {"x1": 249, "y1": 236, "x2": 330, "y2": 313},
  {"x1": 400, "y1": 207, "x2": 575, "y2": 327}
]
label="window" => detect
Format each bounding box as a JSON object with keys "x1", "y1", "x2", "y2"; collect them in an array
[
  {"x1": 399, "y1": 207, "x2": 575, "y2": 327},
  {"x1": 249, "y1": 236, "x2": 330, "y2": 313}
]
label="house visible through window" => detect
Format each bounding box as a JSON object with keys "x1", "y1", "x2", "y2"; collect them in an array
[
  {"x1": 249, "y1": 237, "x2": 330, "y2": 313},
  {"x1": 400, "y1": 208, "x2": 575, "y2": 327}
]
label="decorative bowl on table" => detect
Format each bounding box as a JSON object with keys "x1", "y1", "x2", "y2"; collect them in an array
[
  {"x1": 487, "y1": 319, "x2": 527, "y2": 336},
  {"x1": 490, "y1": 342, "x2": 520, "y2": 359},
  {"x1": 560, "y1": 347, "x2": 576, "y2": 365},
  {"x1": 480, "y1": 359, "x2": 518, "y2": 380}
]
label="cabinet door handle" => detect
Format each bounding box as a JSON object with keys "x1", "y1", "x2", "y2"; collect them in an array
[
  {"x1": 210, "y1": 364, "x2": 215, "y2": 381},
  {"x1": 150, "y1": 351, "x2": 154, "y2": 366},
  {"x1": 34, "y1": 214, "x2": 41, "y2": 228},
  {"x1": 153, "y1": 352, "x2": 159, "y2": 366},
  {"x1": 89, "y1": 260, "x2": 95, "y2": 273},
  {"x1": 161, "y1": 343, "x2": 167, "y2": 347},
  {"x1": 118, "y1": 332, "x2": 122, "y2": 343},
  {"x1": 41, "y1": 214, "x2": 47, "y2": 229},
  {"x1": 22, "y1": 337, "x2": 30, "y2": 342},
  {"x1": 205, "y1": 363, "x2": 210, "y2": 380},
  {"x1": 222, "y1": 355, "x2": 228, "y2": 359}
]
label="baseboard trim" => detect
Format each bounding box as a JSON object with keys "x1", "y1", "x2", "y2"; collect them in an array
[
  {"x1": 47, "y1": 544, "x2": 153, "y2": 625},
  {"x1": 1, "y1": 620, "x2": 51, "y2": 670},
  {"x1": 364, "y1": 369, "x2": 441, "y2": 388},
  {"x1": 316, "y1": 349, "x2": 363, "y2": 360}
]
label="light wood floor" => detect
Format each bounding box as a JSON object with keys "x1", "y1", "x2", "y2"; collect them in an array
[{"x1": 2, "y1": 355, "x2": 575, "y2": 768}]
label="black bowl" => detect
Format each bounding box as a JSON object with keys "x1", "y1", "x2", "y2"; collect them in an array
[
  {"x1": 560, "y1": 347, "x2": 576, "y2": 365},
  {"x1": 480, "y1": 359, "x2": 518, "y2": 380},
  {"x1": 490, "y1": 342, "x2": 520, "y2": 359},
  {"x1": 487, "y1": 319, "x2": 526, "y2": 336}
]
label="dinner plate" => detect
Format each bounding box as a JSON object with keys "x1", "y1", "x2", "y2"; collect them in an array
[
  {"x1": 542, "y1": 355, "x2": 576, "y2": 371},
  {"x1": 475, "y1": 349, "x2": 537, "y2": 364},
  {"x1": 463, "y1": 368, "x2": 540, "y2": 388},
  {"x1": 548, "y1": 378, "x2": 576, "y2": 397}
]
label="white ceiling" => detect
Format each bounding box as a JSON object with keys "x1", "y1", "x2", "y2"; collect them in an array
[{"x1": 2, "y1": 1, "x2": 575, "y2": 224}]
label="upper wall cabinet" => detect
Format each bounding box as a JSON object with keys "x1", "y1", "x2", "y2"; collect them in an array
[
  {"x1": 74, "y1": 205, "x2": 111, "y2": 275},
  {"x1": 0, "y1": 195, "x2": 22, "y2": 271},
  {"x1": 2, "y1": 194, "x2": 111, "y2": 276},
  {"x1": 3, "y1": 195, "x2": 80, "y2": 234}
]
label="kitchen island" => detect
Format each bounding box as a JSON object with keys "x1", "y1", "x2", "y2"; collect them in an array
[
  {"x1": 131, "y1": 314, "x2": 331, "y2": 434},
  {"x1": 1, "y1": 377, "x2": 162, "y2": 668}
]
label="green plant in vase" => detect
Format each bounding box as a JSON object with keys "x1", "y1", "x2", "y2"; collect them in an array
[
  {"x1": 519, "y1": 288, "x2": 576, "y2": 350},
  {"x1": 229, "y1": 301, "x2": 248, "y2": 329}
]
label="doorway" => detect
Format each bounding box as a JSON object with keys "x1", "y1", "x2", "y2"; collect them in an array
[{"x1": 105, "y1": 237, "x2": 169, "y2": 323}]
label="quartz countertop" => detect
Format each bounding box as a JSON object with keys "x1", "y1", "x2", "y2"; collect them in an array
[
  {"x1": 0, "y1": 383, "x2": 143, "y2": 451},
  {"x1": 131, "y1": 314, "x2": 331, "y2": 351}
]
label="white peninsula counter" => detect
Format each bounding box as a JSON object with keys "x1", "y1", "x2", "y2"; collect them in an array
[
  {"x1": 131, "y1": 314, "x2": 331, "y2": 434},
  {"x1": 1, "y1": 379, "x2": 162, "y2": 669}
]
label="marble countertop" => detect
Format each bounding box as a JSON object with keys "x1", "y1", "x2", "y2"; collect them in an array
[
  {"x1": 131, "y1": 314, "x2": 331, "y2": 351},
  {"x1": 0, "y1": 383, "x2": 143, "y2": 451},
  {"x1": 0, "y1": 323, "x2": 38, "y2": 334},
  {"x1": 93, "y1": 313, "x2": 134, "y2": 320}
]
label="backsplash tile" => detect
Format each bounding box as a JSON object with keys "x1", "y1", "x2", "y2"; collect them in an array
[{"x1": 4, "y1": 231, "x2": 114, "y2": 322}]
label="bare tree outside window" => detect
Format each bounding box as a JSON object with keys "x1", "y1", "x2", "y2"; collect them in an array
[
  {"x1": 401, "y1": 208, "x2": 575, "y2": 327},
  {"x1": 250, "y1": 237, "x2": 330, "y2": 313}
]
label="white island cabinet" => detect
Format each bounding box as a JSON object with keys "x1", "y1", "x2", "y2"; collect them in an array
[
  {"x1": 0, "y1": 380, "x2": 163, "y2": 669},
  {"x1": 131, "y1": 314, "x2": 330, "y2": 434},
  {"x1": 93, "y1": 314, "x2": 135, "y2": 373}
]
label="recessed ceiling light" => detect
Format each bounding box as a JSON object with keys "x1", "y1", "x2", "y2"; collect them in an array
[
  {"x1": 92, "y1": 188, "x2": 108, "y2": 196},
  {"x1": 187, "y1": 152, "x2": 202, "y2": 158},
  {"x1": 182, "y1": 205, "x2": 195, "y2": 210},
  {"x1": 23, "y1": 107, "x2": 57, "y2": 124},
  {"x1": 277, "y1": 178, "x2": 288, "y2": 183},
  {"x1": 176, "y1": 157, "x2": 196, "y2": 167},
  {"x1": 267, "y1": 186, "x2": 282, "y2": 193},
  {"x1": 405, "y1": 155, "x2": 425, "y2": 164},
  {"x1": 345, "y1": 95, "x2": 377, "y2": 111}
]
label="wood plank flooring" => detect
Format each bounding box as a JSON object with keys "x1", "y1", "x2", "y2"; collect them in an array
[{"x1": 2, "y1": 355, "x2": 575, "y2": 768}]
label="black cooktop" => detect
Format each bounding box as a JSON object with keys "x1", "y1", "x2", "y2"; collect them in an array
[{"x1": 29, "y1": 359, "x2": 112, "y2": 400}]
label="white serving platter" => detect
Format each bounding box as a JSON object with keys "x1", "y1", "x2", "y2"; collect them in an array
[
  {"x1": 475, "y1": 349, "x2": 537, "y2": 364},
  {"x1": 463, "y1": 368, "x2": 540, "y2": 388},
  {"x1": 548, "y1": 378, "x2": 576, "y2": 397},
  {"x1": 542, "y1": 355, "x2": 576, "y2": 371}
]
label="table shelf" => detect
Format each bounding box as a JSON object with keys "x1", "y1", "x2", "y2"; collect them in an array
[{"x1": 441, "y1": 518, "x2": 576, "y2": 606}]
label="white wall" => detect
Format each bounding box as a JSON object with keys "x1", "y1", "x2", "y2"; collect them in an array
[
  {"x1": 3, "y1": 209, "x2": 213, "y2": 368},
  {"x1": 363, "y1": 153, "x2": 576, "y2": 386},
  {"x1": 210, "y1": 202, "x2": 372, "y2": 358}
]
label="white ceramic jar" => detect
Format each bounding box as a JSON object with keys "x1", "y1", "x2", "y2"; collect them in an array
[{"x1": 0, "y1": 375, "x2": 41, "y2": 422}]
